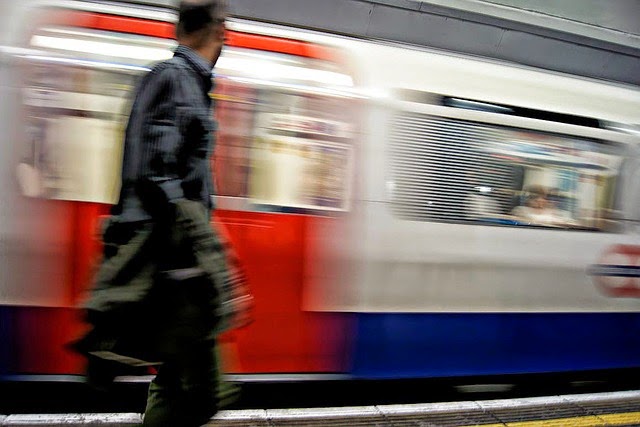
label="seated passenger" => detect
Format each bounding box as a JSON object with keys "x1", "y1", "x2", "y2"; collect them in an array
[{"x1": 512, "y1": 186, "x2": 570, "y2": 226}]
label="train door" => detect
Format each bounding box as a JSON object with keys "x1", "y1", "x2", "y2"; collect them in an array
[{"x1": 211, "y1": 23, "x2": 360, "y2": 374}]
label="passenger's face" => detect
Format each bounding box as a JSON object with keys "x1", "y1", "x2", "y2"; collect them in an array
[{"x1": 531, "y1": 195, "x2": 547, "y2": 209}]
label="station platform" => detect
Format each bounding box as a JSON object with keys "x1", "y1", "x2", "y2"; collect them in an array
[{"x1": 2, "y1": 390, "x2": 640, "y2": 426}]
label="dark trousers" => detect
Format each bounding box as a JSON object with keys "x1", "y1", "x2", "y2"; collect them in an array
[
  {"x1": 142, "y1": 340, "x2": 240, "y2": 427},
  {"x1": 143, "y1": 341, "x2": 220, "y2": 427}
]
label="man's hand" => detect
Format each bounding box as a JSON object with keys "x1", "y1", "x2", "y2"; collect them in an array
[{"x1": 137, "y1": 178, "x2": 183, "y2": 220}]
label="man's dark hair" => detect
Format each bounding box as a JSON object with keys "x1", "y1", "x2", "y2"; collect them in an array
[{"x1": 177, "y1": 0, "x2": 226, "y2": 39}]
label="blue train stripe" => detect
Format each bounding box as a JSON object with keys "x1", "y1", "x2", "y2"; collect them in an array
[{"x1": 350, "y1": 312, "x2": 640, "y2": 379}]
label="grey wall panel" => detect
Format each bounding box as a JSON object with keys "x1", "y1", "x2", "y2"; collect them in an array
[
  {"x1": 498, "y1": 31, "x2": 600, "y2": 75},
  {"x1": 366, "y1": 4, "x2": 506, "y2": 56},
  {"x1": 229, "y1": 0, "x2": 375, "y2": 35},
  {"x1": 495, "y1": 30, "x2": 640, "y2": 85},
  {"x1": 594, "y1": 52, "x2": 640, "y2": 87},
  {"x1": 369, "y1": 0, "x2": 422, "y2": 10}
]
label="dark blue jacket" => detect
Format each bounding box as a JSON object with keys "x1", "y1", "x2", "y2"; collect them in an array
[{"x1": 113, "y1": 45, "x2": 216, "y2": 222}]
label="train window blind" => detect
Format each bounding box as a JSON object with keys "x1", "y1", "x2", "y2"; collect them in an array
[{"x1": 389, "y1": 113, "x2": 622, "y2": 231}]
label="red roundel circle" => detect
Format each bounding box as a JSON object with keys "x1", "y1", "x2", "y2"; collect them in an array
[{"x1": 592, "y1": 245, "x2": 640, "y2": 298}]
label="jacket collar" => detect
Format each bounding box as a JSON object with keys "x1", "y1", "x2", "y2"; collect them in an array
[{"x1": 173, "y1": 45, "x2": 213, "y2": 79}]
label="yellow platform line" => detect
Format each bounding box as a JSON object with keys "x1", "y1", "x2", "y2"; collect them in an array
[{"x1": 478, "y1": 410, "x2": 640, "y2": 427}]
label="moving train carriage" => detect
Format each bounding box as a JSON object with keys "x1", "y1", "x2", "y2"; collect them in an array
[
  {"x1": 312, "y1": 37, "x2": 640, "y2": 378},
  {"x1": 1, "y1": 0, "x2": 640, "y2": 382}
]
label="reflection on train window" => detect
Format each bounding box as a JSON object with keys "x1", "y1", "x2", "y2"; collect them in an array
[
  {"x1": 212, "y1": 79, "x2": 257, "y2": 199},
  {"x1": 214, "y1": 79, "x2": 354, "y2": 213},
  {"x1": 18, "y1": 60, "x2": 135, "y2": 203},
  {"x1": 390, "y1": 114, "x2": 622, "y2": 231}
]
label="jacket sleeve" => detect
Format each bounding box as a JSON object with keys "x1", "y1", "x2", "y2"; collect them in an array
[{"x1": 133, "y1": 65, "x2": 186, "y2": 210}]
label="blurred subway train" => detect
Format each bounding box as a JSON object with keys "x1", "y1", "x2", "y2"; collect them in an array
[{"x1": 1, "y1": 0, "x2": 640, "y2": 384}]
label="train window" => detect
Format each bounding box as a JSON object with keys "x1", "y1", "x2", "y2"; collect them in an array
[{"x1": 390, "y1": 113, "x2": 623, "y2": 231}]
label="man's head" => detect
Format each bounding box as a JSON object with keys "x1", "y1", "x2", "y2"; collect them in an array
[{"x1": 177, "y1": 0, "x2": 227, "y2": 66}]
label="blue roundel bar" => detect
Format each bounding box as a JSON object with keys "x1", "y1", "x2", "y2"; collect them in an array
[{"x1": 589, "y1": 265, "x2": 640, "y2": 278}]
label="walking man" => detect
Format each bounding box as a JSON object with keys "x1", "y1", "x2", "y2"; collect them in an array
[{"x1": 111, "y1": 1, "x2": 236, "y2": 425}]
